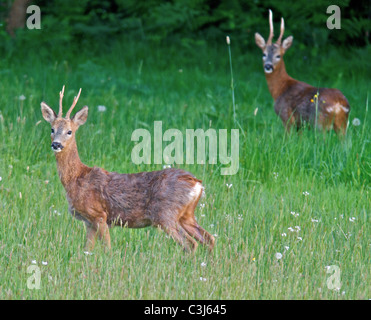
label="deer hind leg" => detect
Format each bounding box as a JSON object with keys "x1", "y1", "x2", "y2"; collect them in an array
[
  {"x1": 333, "y1": 111, "x2": 349, "y2": 136},
  {"x1": 158, "y1": 219, "x2": 198, "y2": 253},
  {"x1": 179, "y1": 189, "x2": 215, "y2": 251},
  {"x1": 180, "y1": 209, "x2": 215, "y2": 251}
]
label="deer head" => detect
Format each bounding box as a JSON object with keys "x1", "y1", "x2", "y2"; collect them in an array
[
  {"x1": 41, "y1": 86, "x2": 88, "y2": 153},
  {"x1": 255, "y1": 9, "x2": 293, "y2": 74}
]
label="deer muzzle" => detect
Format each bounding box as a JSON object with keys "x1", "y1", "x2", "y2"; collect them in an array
[
  {"x1": 264, "y1": 63, "x2": 274, "y2": 73},
  {"x1": 51, "y1": 141, "x2": 64, "y2": 152}
]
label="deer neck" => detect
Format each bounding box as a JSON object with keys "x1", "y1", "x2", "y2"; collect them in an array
[
  {"x1": 54, "y1": 140, "x2": 89, "y2": 189},
  {"x1": 265, "y1": 60, "x2": 294, "y2": 101}
]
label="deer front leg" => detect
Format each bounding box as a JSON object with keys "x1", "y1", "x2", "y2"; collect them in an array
[
  {"x1": 85, "y1": 222, "x2": 98, "y2": 251},
  {"x1": 281, "y1": 109, "x2": 296, "y2": 134},
  {"x1": 84, "y1": 216, "x2": 111, "y2": 251},
  {"x1": 97, "y1": 217, "x2": 111, "y2": 250}
]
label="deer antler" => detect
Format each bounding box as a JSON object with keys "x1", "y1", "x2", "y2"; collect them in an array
[
  {"x1": 65, "y1": 88, "x2": 82, "y2": 119},
  {"x1": 276, "y1": 17, "x2": 285, "y2": 45},
  {"x1": 267, "y1": 9, "x2": 274, "y2": 45},
  {"x1": 58, "y1": 85, "x2": 65, "y2": 118}
]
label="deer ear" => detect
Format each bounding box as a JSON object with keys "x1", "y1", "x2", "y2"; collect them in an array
[
  {"x1": 282, "y1": 36, "x2": 293, "y2": 51},
  {"x1": 255, "y1": 33, "x2": 266, "y2": 50},
  {"x1": 71, "y1": 106, "x2": 88, "y2": 126},
  {"x1": 41, "y1": 102, "x2": 57, "y2": 123}
]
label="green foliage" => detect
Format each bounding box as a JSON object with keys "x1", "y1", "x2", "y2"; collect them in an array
[{"x1": 0, "y1": 0, "x2": 370, "y2": 51}]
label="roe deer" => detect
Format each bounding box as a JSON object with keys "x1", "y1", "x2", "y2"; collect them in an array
[
  {"x1": 255, "y1": 10, "x2": 350, "y2": 134},
  {"x1": 41, "y1": 86, "x2": 215, "y2": 253}
]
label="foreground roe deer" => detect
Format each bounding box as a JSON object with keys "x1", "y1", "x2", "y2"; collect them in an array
[
  {"x1": 41, "y1": 86, "x2": 215, "y2": 252},
  {"x1": 255, "y1": 10, "x2": 350, "y2": 134}
]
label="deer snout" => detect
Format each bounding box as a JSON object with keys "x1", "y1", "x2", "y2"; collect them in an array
[
  {"x1": 264, "y1": 63, "x2": 274, "y2": 73},
  {"x1": 51, "y1": 141, "x2": 64, "y2": 152}
]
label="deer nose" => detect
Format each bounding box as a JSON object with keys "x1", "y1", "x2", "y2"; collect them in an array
[
  {"x1": 51, "y1": 142, "x2": 63, "y2": 151},
  {"x1": 264, "y1": 63, "x2": 273, "y2": 72}
]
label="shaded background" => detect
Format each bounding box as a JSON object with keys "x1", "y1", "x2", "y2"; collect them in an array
[{"x1": 0, "y1": 0, "x2": 370, "y2": 57}]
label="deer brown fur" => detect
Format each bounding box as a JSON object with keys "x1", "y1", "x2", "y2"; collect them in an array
[
  {"x1": 255, "y1": 10, "x2": 350, "y2": 134},
  {"x1": 41, "y1": 86, "x2": 215, "y2": 253}
]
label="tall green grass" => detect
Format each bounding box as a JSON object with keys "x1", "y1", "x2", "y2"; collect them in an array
[{"x1": 0, "y1": 39, "x2": 369, "y2": 299}]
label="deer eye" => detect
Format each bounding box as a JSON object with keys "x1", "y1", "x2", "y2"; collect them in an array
[
  {"x1": 275, "y1": 55, "x2": 281, "y2": 59},
  {"x1": 262, "y1": 53, "x2": 267, "y2": 59},
  {"x1": 51, "y1": 128, "x2": 54, "y2": 134},
  {"x1": 67, "y1": 130, "x2": 72, "y2": 135}
]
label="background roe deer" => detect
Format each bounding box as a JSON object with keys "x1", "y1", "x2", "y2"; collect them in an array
[
  {"x1": 255, "y1": 10, "x2": 350, "y2": 135},
  {"x1": 41, "y1": 86, "x2": 215, "y2": 253}
]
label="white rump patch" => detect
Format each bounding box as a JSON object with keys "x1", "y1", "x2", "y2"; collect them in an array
[
  {"x1": 330, "y1": 103, "x2": 349, "y2": 114},
  {"x1": 189, "y1": 182, "x2": 203, "y2": 200}
]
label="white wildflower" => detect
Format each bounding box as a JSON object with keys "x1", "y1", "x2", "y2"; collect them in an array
[
  {"x1": 349, "y1": 217, "x2": 356, "y2": 222},
  {"x1": 281, "y1": 232, "x2": 287, "y2": 237},
  {"x1": 97, "y1": 105, "x2": 107, "y2": 112},
  {"x1": 42, "y1": 261, "x2": 48, "y2": 266},
  {"x1": 31, "y1": 260, "x2": 37, "y2": 264},
  {"x1": 311, "y1": 218, "x2": 319, "y2": 223},
  {"x1": 290, "y1": 211, "x2": 299, "y2": 217},
  {"x1": 302, "y1": 191, "x2": 310, "y2": 196},
  {"x1": 162, "y1": 165, "x2": 171, "y2": 169},
  {"x1": 352, "y1": 118, "x2": 361, "y2": 126},
  {"x1": 226, "y1": 183, "x2": 232, "y2": 189},
  {"x1": 275, "y1": 252, "x2": 283, "y2": 260},
  {"x1": 19, "y1": 95, "x2": 26, "y2": 101},
  {"x1": 199, "y1": 277, "x2": 207, "y2": 282},
  {"x1": 201, "y1": 262, "x2": 207, "y2": 267}
]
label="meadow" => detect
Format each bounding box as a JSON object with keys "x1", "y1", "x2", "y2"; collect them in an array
[{"x1": 0, "y1": 38, "x2": 369, "y2": 299}]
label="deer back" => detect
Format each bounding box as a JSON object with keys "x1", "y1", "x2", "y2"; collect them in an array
[{"x1": 102, "y1": 168, "x2": 203, "y2": 228}]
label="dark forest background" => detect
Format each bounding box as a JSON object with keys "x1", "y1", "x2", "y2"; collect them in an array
[{"x1": 0, "y1": 0, "x2": 370, "y2": 55}]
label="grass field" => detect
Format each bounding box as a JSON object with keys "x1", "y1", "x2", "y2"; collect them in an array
[{"x1": 0, "y1": 39, "x2": 370, "y2": 299}]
